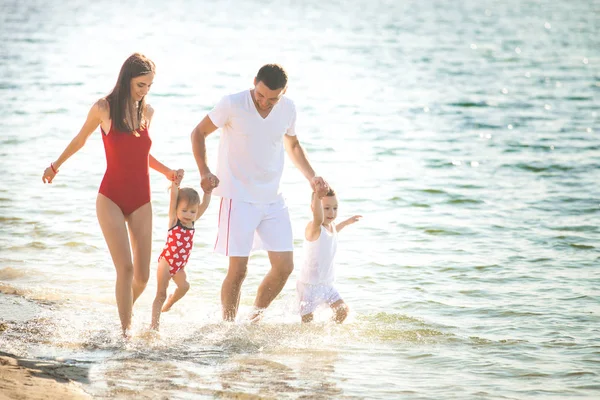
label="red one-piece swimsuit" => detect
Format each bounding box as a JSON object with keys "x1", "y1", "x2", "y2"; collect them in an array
[
  {"x1": 159, "y1": 220, "x2": 195, "y2": 276},
  {"x1": 99, "y1": 123, "x2": 152, "y2": 215}
]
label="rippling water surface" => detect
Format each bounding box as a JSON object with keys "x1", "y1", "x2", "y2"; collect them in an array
[{"x1": 0, "y1": 0, "x2": 599, "y2": 398}]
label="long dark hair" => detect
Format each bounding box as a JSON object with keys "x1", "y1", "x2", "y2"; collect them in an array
[{"x1": 106, "y1": 53, "x2": 156, "y2": 133}]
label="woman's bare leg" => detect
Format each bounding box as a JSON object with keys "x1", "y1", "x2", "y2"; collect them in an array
[
  {"x1": 96, "y1": 194, "x2": 133, "y2": 334},
  {"x1": 126, "y1": 202, "x2": 153, "y2": 305}
]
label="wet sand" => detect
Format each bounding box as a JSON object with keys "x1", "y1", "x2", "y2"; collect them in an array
[{"x1": 0, "y1": 293, "x2": 91, "y2": 399}]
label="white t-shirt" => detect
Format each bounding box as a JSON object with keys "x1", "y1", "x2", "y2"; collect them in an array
[
  {"x1": 208, "y1": 90, "x2": 297, "y2": 204},
  {"x1": 298, "y1": 224, "x2": 338, "y2": 285}
]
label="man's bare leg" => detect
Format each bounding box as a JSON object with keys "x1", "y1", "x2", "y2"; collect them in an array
[
  {"x1": 250, "y1": 251, "x2": 294, "y2": 321},
  {"x1": 221, "y1": 256, "x2": 248, "y2": 321}
]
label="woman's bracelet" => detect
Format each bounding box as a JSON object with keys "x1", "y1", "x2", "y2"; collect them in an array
[{"x1": 50, "y1": 163, "x2": 58, "y2": 174}]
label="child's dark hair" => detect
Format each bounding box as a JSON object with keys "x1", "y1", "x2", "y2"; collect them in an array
[
  {"x1": 312, "y1": 187, "x2": 336, "y2": 199},
  {"x1": 177, "y1": 187, "x2": 200, "y2": 206}
]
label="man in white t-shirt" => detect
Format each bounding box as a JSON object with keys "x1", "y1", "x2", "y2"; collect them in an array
[{"x1": 190, "y1": 64, "x2": 329, "y2": 321}]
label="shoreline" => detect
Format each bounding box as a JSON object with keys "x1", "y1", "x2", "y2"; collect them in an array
[
  {"x1": 0, "y1": 351, "x2": 91, "y2": 400},
  {"x1": 0, "y1": 292, "x2": 91, "y2": 399}
]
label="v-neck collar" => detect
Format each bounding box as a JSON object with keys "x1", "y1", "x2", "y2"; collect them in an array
[{"x1": 249, "y1": 89, "x2": 276, "y2": 120}]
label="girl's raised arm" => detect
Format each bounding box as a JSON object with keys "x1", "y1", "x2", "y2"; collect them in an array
[
  {"x1": 195, "y1": 192, "x2": 212, "y2": 221},
  {"x1": 305, "y1": 192, "x2": 324, "y2": 242},
  {"x1": 166, "y1": 181, "x2": 179, "y2": 229}
]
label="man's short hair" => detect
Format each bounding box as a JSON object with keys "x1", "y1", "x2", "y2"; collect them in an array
[{"x1": 256, "y1": 64, "x2": 288, "y2": 90}]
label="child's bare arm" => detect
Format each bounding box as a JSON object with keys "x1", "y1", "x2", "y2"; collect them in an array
[
  {"x1": 336, "y1": 215, "x2": 362, "y2": 233},
  {"x1": 195, "y1": 192, "x2": 212, "y2": 220},
  {"x1": 167, "y1": 181, "x2": 179, "y2": 229},
  {"x1": 305, "y1": 192, "x2": 324, "y2": 241}
]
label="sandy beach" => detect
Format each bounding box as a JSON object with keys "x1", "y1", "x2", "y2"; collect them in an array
[
  {"x1": 0, "y1": 293, "x2": 91, "y2": 399},
  {"x1": 1, "y1": 0, "x2": 599, "y2": 398},
  {"x1": 0, "y1": 351, "x2": 90, "y2": 400}
]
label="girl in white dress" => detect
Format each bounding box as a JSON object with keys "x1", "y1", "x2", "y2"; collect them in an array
[{"x1": 296, "y1": 188, "x2": 362, "y2": 323}]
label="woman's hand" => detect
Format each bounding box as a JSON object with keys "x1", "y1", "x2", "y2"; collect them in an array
[
  {"x1": 167, "y1": 169, "x2": 184, "y2": 186},
  {"x1": 42, "y1": 163, "x2": 58, "y2": 184},
  {"x1": 175, "y1": 169, "x2": 184, "y2": 186}
]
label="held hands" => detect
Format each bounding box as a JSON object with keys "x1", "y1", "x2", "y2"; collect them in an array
[
  {"x1": 167, "y1": 169, "x2": 185, "y2": 186},
  {"x1": 201, "y1": 172, "x2": 219, "y2": 194},
  {"x1": 42, "y1": 163, "x2": 58, "y2": 184},
  {"x1": 175, "y1": 169, "x2": 184, "y2": 186},
  {"x1": 310, "y1": 176, "x2": 329, "y2": 198}
]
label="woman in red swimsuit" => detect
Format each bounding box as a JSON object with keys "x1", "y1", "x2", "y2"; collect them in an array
[{"x1": 41, "y1": 53, "x2": 181, "y2": 337}]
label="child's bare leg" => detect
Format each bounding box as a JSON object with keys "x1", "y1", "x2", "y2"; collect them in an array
[
  {"x1": 301, "y1": 313, "x2": 314, "y2": 323},
  {"x1": 330, "y1": 300, "x2": 348, "y2": 324},
  {"x1": 162, "y1": 269, "x2": 190, "y2": 312},
  {"x1": 150, "y1": 260, "x2": 171, "y2": 330}
]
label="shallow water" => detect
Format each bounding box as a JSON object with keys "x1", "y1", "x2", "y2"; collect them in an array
[{"x1": 0, "y1": 0, "x2": 599, "y2": 398}]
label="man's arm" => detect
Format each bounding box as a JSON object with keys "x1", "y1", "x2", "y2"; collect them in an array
[
  {"x1": 283, "y1": 134, "x2": 315, "y2": 180},
  {"x1": 191, "y1": 115, "x2": 220, "y2": 193},
  {"x1": 284, "y1": 134, "x2": 328, "y2": 196}
]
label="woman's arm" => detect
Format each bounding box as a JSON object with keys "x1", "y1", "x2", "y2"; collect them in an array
[
  {"x1": 149, "y1": 154, "x2": 177, "y2": 182},
  {"x1": 42, "y1": 101, "x2": 102, "y2": 183},
  {"x1": 145, "y1": 104, "x2": 179, "y2": 182}
]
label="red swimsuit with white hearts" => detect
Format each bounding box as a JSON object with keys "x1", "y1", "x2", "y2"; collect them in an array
[{"x1": 158, "y1": 220, "x2": 195, "y2": 276}]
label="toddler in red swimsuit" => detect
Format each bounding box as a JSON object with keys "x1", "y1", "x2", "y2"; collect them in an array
[{"x1": 151, "y1": 174, "x2": 211, "y2": 330}]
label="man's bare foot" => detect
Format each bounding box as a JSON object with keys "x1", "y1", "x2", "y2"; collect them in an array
[{"x1": 161, "y1": 295, "x2": 173, "y2": 312}]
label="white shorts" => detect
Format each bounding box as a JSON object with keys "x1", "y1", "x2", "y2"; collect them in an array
[
  {"x1": 296, "y1": 281, "x2": 342, "y2": 316},
  {"x1": 214, "y1": 195, "x2": 294, "y2": 257}
]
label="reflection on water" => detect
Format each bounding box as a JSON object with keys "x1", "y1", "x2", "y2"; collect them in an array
[{"x1": 1, "y1": 0, "x2": 599, "y2": 398}]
